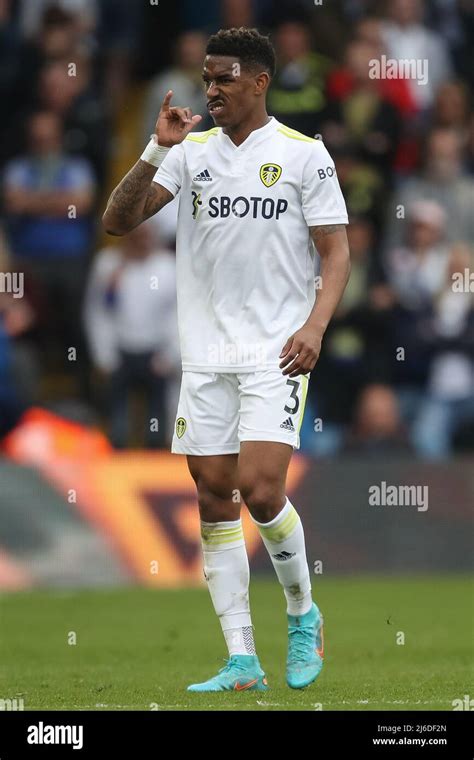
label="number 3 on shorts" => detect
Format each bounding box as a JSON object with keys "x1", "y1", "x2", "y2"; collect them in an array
[
  {"x1": 284, "y1": 375, "x2": 309, "y2": 434},
  {"x1": 284, "y1": 379, "x2": 300, "y2": 415}
]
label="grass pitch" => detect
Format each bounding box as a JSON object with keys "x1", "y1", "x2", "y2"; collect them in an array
[{"x1": 0, "y1": 576, "x2": 471, "y2": 711}]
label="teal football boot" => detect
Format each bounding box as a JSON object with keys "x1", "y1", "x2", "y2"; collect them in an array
[
  {"x1": 187, "y1": 654, "x2": 269, "y2": 692},
  {"x1": 286, "y1": 602, "x2": 324, "y2": 689}
]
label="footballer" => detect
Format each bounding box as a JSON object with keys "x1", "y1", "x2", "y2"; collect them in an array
[{"x1": 103, "y1": 27, "x2": 350, "y2": 692}]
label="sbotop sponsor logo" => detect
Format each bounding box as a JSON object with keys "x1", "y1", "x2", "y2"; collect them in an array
[
  {"x1": 369, "y1": 56, "x2": 428, "y2": 86},
  {"x1": 27, "y1": 721, "x2": 84, "y2": 750},
  {"x1": 207, "y1": 340, "x2": 267, "y2": 367},
  {"x1": 368, "y1": 481, "x2": 429, "y2": 512}
]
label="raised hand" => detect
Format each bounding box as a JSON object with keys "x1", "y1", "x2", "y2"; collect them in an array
[{"x1": 154, "y1": 90, "x2": 202, "y2": 147}]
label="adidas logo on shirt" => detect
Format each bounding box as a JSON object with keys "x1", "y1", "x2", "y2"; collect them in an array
[
  {"x1": 193, "y1": 169, "x2": 213, "y2": 182},
  {"x1": 280, "y1": 417, "x2": 295, "y2": 432}
]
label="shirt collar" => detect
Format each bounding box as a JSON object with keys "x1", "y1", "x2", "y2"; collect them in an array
[{"x1": 218, "y1": 116, "x2": 279, "y2": 150}]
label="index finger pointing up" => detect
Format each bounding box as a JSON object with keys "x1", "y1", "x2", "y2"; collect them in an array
[{"x1": 161, "y1": 90, "x2": 173, "y2": 111}]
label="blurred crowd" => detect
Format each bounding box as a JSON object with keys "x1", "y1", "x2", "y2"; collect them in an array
[{"x1": 0, "y1": 0, "x2": 472, "y2": 458}]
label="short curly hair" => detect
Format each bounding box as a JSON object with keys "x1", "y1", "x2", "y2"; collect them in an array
[{"x1": 206, "y1": 27, "x2": 276, "y2": 78}]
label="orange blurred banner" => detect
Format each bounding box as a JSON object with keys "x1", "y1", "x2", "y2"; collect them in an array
[{"x1": 2, "y1": 408, "x2": 308, "y2": 586}]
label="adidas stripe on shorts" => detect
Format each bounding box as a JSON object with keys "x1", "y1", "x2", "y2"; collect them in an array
[{"x1": 171, "y1": 369, "x2": 309, "y2": 456}]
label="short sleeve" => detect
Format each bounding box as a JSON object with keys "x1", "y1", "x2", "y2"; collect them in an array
[
  {"x1": 153, "y1": 143, "x2": 185, "y2": 197},
  {"x1": 302, "y1": 141, "x2": 348, "y2": 227}
]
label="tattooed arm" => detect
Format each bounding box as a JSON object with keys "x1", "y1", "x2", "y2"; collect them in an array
[
  {"x1": 103, "y1": 90, "x2": 202, "y2": 235},
  {"x1": 102, "y1": 161, "x2": 173, "y2": 236},
  {"x1": 279, "y1": 224, "x2": 350, "y2": 377}
]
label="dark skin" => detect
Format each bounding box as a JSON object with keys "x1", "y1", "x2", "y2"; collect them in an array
[
  {"x1": 281, "y1": 224, "x2": 350, "y2": 378},
  {"x1": 102, "y1": 53, "x2": 350, "y2": 522},
  {"x1": 202, "y1": 55, "x2": 270, "y2": 144}
]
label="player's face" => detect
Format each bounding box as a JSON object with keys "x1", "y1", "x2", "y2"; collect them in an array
[{"x1": 202, "y1": 55, "x2": 258, "y2": 128}]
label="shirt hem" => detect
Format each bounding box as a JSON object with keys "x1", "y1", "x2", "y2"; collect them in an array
[
  {"x1": 305, "y1": 215, "x2": 349, "y2": 226},
  {"x1": 152, "y1": 176, "x2": 178, "y2": 197},
  {"x1": 182, "y1": 362, "x2": 281, "y2": 373}
]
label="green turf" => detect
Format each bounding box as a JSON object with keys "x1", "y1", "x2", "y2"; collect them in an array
[{"x1": 0, "y1": 576, "x2": 472, "y2": 711}]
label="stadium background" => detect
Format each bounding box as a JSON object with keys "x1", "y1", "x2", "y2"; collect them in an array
[{"x1": 0, "y1": 0, "x2": 472, "y2": 711}]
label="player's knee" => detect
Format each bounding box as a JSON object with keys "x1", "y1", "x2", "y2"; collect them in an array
[
  {"x1": 188, "y1": 460, "x2": 239, "y2": 521},
  {"x1": 240, "y1": 479, "x2": 284, "y2": 522},
  {"x1": 197, "y1": 489, "x2": 236, "y2": 522},
  {"x1": 192, "y1": 475, "x2": 236, "y2": 521}
]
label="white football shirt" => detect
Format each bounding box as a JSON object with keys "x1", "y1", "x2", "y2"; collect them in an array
[{"x1": 153, "y1": 117, "x2": 348, "y2": 372}]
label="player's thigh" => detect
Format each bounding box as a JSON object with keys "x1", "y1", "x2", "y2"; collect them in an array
[
  {"x1": 238, "y1": 369, "x2": 310, "y2": 450},
  {"x1": 172, "y1": 371, "x2": 240, "y2": 455},
  {"x1": 187, "y1": 453, "x2": 239, "y2": 499}
]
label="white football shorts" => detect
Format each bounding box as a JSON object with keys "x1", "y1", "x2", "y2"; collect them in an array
[{"x1": 171, "y1": 369, "x2": 310, "y2": 455}]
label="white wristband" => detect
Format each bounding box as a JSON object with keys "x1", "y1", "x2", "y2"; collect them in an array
[{"x1": 140, "y1": 135, "x2": 170, "y2": 167}]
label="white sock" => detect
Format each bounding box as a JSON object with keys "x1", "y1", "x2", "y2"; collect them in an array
[
  {"x1": 252, "y1": 498, "x2": 313, "y2": 616},
  {"x1": 201, "y1": 519, "x2": 256, "y2": 656}
]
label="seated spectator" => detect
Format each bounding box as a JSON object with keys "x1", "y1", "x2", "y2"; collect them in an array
[
  {"x1": 267, "y1": 20, "x2": 332, "y2": 137},
  {"x1": 21, "y1": 5, "x2": 82, "y2": 74},
  {"x1": 425, "y1": 0, "x2": 471, "y2": 82},
  {"x1": 321, "y1": 39, "x2": 401, "y2": 180},
  {"x1": 328, "y1": 17, "x2": 417, "y2": 118},
  {"x1": 412, "y1": 243, "x2": 474, "y2": 458},
  {"x1": 33, "y1": 58, "x2": 110, "y2": 184},
  {"x1": 344, "y1": 383, "x2": 412, "y2": 456},
  {"x1": 384, "y1": 203, "x2": 473, "y2": 457},
  {"x1": 384, "y1": 200, "x2": 450, "y2": 420},
  {"x1": 17, "y1": 0, "x2": 97, "y2": 41},
  {"x1": 301, "y1": 216, "x2": 396, "y2": 456},
  {"x1": 3, "y1": 110, "x2": 95, "y2": 394},
  {"x1": 385, "y1": 200, "x2": 450, "y2": 310},
  {"x1": 1, "y1": 6, "x2": 107, "y2": 169},
  {"x1": 432, "y1": 81, "x2": 471, "y2": 150},
  {"x1": 385, "y1": 128, "x2": 474, "y2": 248},
  {"x1": 331, "y1": 146, "x2": 386, "y2": 234},
  {"x1": 381, "y1": 0, "x2": 453, "y2": 110},
  {"x1": 84, "y1": 221, "x2": 180, "y2": 449},
  {"x1": 142, "y1": 31, "x2": 211, "y2": 145},
  {"x1": 327, "y1": 18, "x2": 420, "y2": 175}
]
